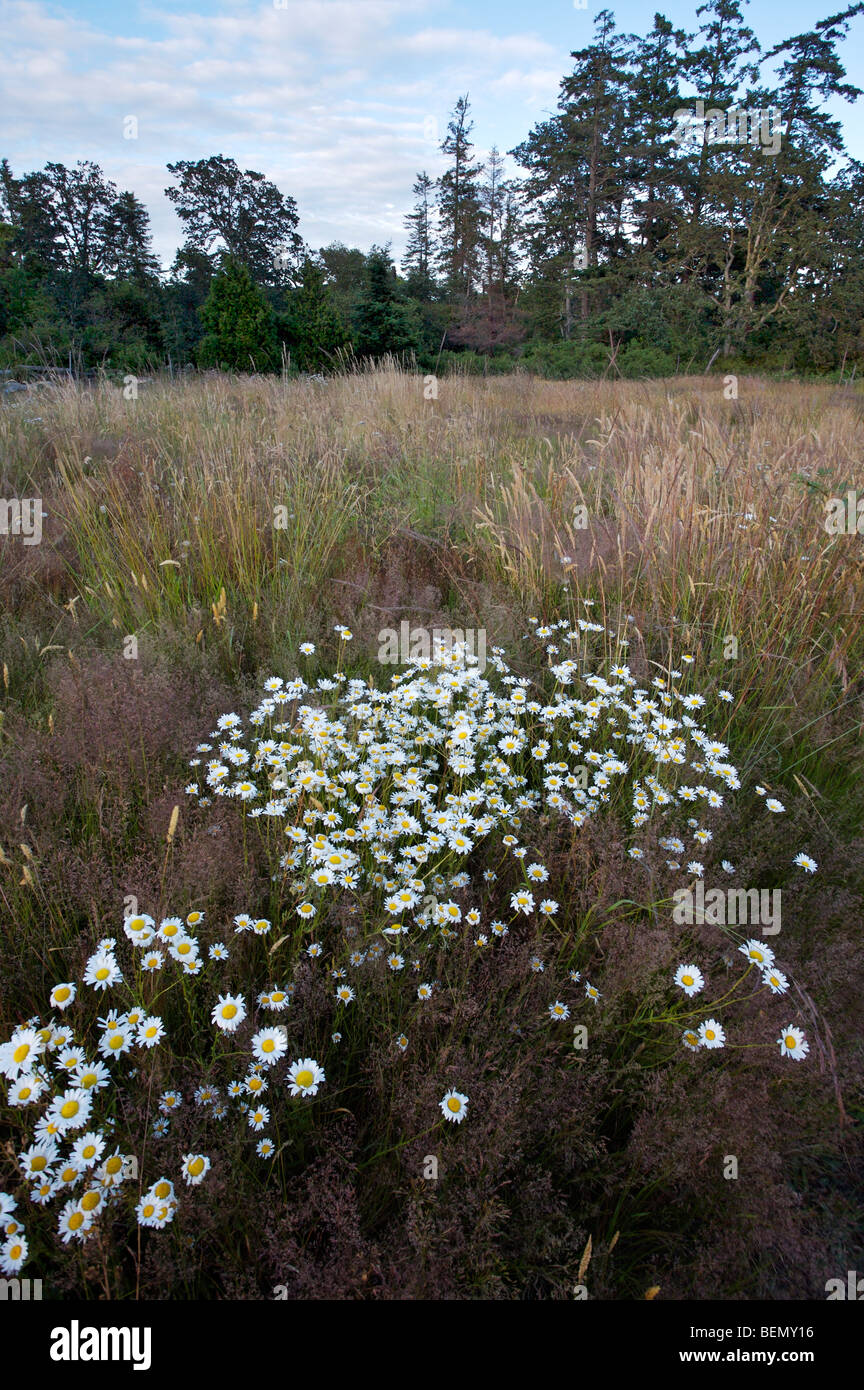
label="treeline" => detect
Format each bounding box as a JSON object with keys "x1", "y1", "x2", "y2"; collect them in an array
[{"x1": 2, "y1": 1, "x2": 864, "y2": 380}]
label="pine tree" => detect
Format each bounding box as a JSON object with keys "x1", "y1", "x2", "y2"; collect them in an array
[
  {"x1": 198, "y1": 256, "x2": 278, "y2": 371},
  {"x1": 625, "y1": 14, "x2": 690, "y2": 255},
  {"x1": 512, "y1": 10, "x2": 632, "y2": 336},
  {"x1": 281, "y1": 255, "x2": 348, "y2": 371},
  {"x1": 352, "y1": 246, "x2": 420, "y2": 360},
  {"x1": 436, "y1": 96, "x2": 484, "y2": 300},
  {"x1": 101, "y1": 192, "x2": 161, "y2": 281},
  {"x1": 402, "y1": 172, "x2": 437, "y2": 299}
]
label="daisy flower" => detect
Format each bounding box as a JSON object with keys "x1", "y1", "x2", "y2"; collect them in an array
[
  {"x1": 252, "y1": 1027, "x2": 288, "y2": 1065},
  {"x1": 674, "y1": 964, "x2": 705, "y2": 997},
  {"x1": 8, "y1": 1073, "x2": 46, "y2": 1107},
  {"x1": 439, "y1": 1089, "x2": 469, "y2": 1124},
  {"x1": 778, "y1": 1026, "x2": 809, "y2": 1061},
  {"x1": 286, "y1": 1058, "x2": 325, "y2": 1097},
  {"x1": 72, "y1": 1133, "x2": 105, "y2": 1168},
  {"x1": 49, "y1": 983, "x2": 77, "y2": 1011},
  {"x1": 762, "y1": 968, "x2": 789, "y2": 995},
  {"x1": 698, "y1": 1018, "x2": 725, "y2": 1049},
  {"x1": 83, "y1": 950, "x2": 122, "y2": 992},
  {"x1": 792, "y1": 853, "x2": 817, "y2": 873},
  {"x1": 738, "y1": 939, "x2": 774, "y2": 970},
  {"x1": 211, "y1": 993, "x2": 247, "y2": 1033},
  {"x1": 137, "y1": 1016, "x2": 165, "y2": 1048},
  {"x1": 1, "y1": 1234, "x2": 29, "y2": 1271},
  {"x1": 548, "y1": 1001, "x2": 570, "y2": 1021}
]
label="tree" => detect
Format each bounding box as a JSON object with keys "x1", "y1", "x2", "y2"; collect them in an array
[
  {"x1": 318, "y1": 243, "x2": 369, "y2": 323},
  {"x1": 279, "y1": 255, "x2": 349, "y2": 371},
  {"x1": 449, "y1": 148, "x2": 524, "y2": 353},
  {"x1": 165, "y1": 156, "x2": 303, "y2": 286},
  {"x1": 352, "y1": 246, "x2": 420, "y2": 360},
  {"x1": 402, "y1": 172, "x2": 437, "y2": 299},
  {"x1": 625, "y1": 14, "x2": 690, "y2": 255},
  {"x1": 0, "y1": 161, "x2": 118, "y2": 272},
  {"x1": 436, "y1": 96, "x2": 484, "y2": 299},
  {"x1": 512, "y1": 13, "x2": 633, "y2": 336},
  {"x1": 101, "y1": 191, "x2": 161, "y2": 282},
  {"x1": 197, "y1": 257, "x2": 278, "y2": 371}
]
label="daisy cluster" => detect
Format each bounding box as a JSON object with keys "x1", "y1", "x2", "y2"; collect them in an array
[
  {"x1": 187, "y1": 620, "x2": 816, "y2": 881},
  {"x1": 673, "y1": 938, "x2": 809, "y2": 1058},
  {"x1": 0, "y1": 621, "x2": 815, "y2": 1276}
]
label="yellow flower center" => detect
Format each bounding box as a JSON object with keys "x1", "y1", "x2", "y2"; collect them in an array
[
  {"x1": 61, "y1": 1100, "x2": 80, "y2": 1119},
  {"x1": 81, "y1": 1190, "x2": 100, "y2": 1211},
  {"x1": 105, "y1": 1156, "x2": 123, "y2": 1175},
  {"x1": 13, "y1": 1044, "x2": 29, "y2": 1063},
  {"x1": 8, "y1": 1243, "x2": 22, "y2": 1259},
  {"x1": 109, "y1": 1035, "x2": 124, "y2": 1049},
  {"x1": 83, "y1": 1145, "x2": 96, "y2": 1160},
  {"x1": 19, "y1": 1086, "x2": 32, "y2": 1100},
  {"x1": 81, "y1": 1073, "x2": 97, "y2": 1088},
  {"x1": 682, "y1": 975, "x2": 693, "y2": 986},
  {"x1": 31, "y1": 1155, "x2": 47, "y2": 1172},
  {"x1": 295, "y1": 1069, "x2": 314, "y2": 1088},
  {"x1": 95, "y1": 968, "x2": 110, "y2": 981},
  {"x1": 55, "y1": 987, "x2": 70, "y2": 1001},
  {"x1": 222, "y1": 1004, "x2": 237, "y2": 1020},
  {"x1": 154, "y1": 1180, "x2": 171, "y2": 1199},
  {"x1": 262, "y1": 1039, "x2": 275, "y2": 1052},
  {"x1": 785, "y1": 1035, "x2": 796, "y2": 1049},
  {"x1": 447, "y1": 1097, "x2": 461, "y2": 1113},
  {"x1": 188, "y1": 1158, "x2": 205, "y2": 1176},
  {"x1": 69, "y1": 1213, "x2": 84, "y2": 1231}
]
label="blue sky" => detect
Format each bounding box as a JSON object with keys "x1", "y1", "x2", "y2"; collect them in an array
[{"x1": 2, "y1": 0, "x2": 863, "y2": 269}]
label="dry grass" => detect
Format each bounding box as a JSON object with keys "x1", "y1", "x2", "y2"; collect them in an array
[{"x1": 0, "y1": 365, "x2": 862, "y2": 1299}]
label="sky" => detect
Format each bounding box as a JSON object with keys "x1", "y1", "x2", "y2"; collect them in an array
[{"x1": 2, "y1": 0, "x2": 863, "y2": 270}]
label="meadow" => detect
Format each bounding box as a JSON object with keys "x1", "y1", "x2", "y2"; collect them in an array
[{"x1": 1, "y1": 366, "x2": 862, "y2": 1300}]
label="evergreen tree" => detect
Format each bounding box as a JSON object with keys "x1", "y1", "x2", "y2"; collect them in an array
[
  {"x1": 280, "y1": 255, "x2": 348, "y2": 371},
  {"x1": 197, "y1": 256, "x2": 278, "y2": 371},
  {"x1": 402, "y1": 172, "x2": 437, "y2": 299},
  {"x1": 352, "y1": 246, "x2": 420, "y2": 360},
  {"x1": 512, "y1": 11, "x2": 633, "y2": 336},
  {"x1": 436, "y1": 96, "x2": 484, "y2": 299},
  {"x1": 101, "y1": 192, "x2": 161, "y2": 282},
  {"x1": 625, "y1": 14, "x2": 690, "y2": 255}
]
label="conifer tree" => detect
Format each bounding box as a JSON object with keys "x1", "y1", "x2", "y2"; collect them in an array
[{"x1": 197, "y1": 256, "x2": 277, "y2": 371}]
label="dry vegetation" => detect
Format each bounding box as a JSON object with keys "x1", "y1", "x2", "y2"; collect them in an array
[{"x1": 1, "y1": 366, "x2": 862, "y2": 1299}]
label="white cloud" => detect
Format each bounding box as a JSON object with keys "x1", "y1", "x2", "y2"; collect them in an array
[{"x1": 0, "y1": 0, "x2": 563, "y2": 263}]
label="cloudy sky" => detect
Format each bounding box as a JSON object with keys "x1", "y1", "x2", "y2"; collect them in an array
[{"x1": 3, "y1": 0, "x2": 863, "y2": 270}]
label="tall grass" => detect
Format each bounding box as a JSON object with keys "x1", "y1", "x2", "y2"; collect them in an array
[{"x1": 0, "y1": 365, "x2": 862, "y2": 1299}]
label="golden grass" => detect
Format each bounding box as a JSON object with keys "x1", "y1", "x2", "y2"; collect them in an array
[{"x1": 2, "y1": 365, "x2": 862, "y2": 789}]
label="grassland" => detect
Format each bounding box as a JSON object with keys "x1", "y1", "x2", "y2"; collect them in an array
[{"x1": 1, "y1": 367, "x2": 862, "y2": 1299}]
